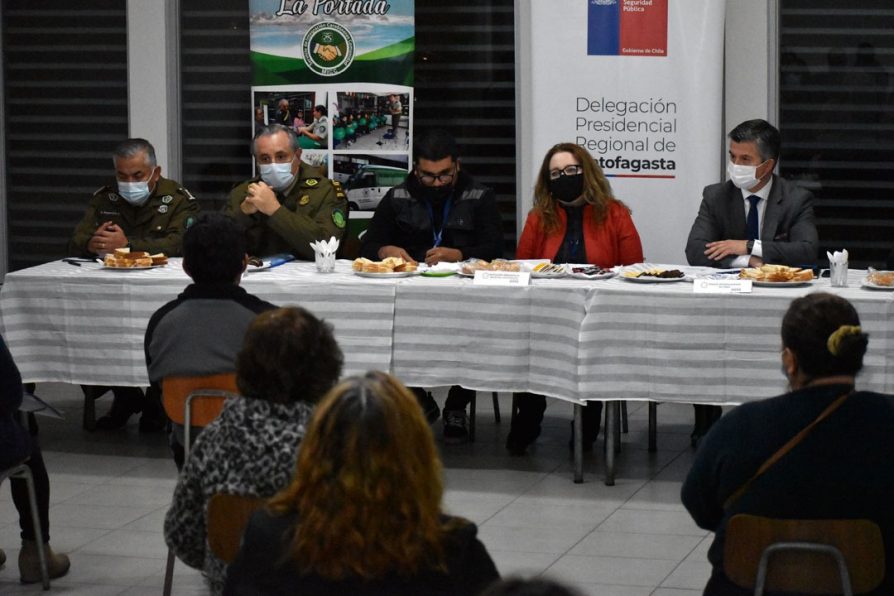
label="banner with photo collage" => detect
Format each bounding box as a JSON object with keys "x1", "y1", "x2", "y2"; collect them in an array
[
  {"x1": 250, "y1": 0, "x2": 415, "y2": 256},
  {"x1": 517, "y1": 0, "x2": 725, "y2": 263}
]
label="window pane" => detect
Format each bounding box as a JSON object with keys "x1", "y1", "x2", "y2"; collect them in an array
[
  {"x1": 2, "y1": 1, "x2": 128, "y2": 270},
  {"x1": 779, "y1": 0, "x2": 894, "y2": 268}
]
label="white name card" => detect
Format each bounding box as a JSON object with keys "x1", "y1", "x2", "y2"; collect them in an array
[
  {"x1": 473, "y1": 271, "x2": 530, "y2": 286},
  {"x1": 693, "y1": 278, "x2": 752, "y2": 294}
]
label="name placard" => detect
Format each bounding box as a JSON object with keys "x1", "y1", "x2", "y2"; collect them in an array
[
  {"x1": 693, "y1": 278, "x2": 752, "y2": 294},
  {"x1": 473, "y1": 271, "x2": 531, "y2": 286}
]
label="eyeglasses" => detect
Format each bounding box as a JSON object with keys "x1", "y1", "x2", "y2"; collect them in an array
[
  {"x1": 548, "y1": 165, "x2": 583, "y2": 180},
  {"x1": 417, "y1": 167, "x2": 456, "y2": 185}
]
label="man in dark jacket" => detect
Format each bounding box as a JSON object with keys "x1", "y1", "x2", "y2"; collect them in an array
[{"x1": 361, "y1": 129, "x2": 503, "y2": 442}]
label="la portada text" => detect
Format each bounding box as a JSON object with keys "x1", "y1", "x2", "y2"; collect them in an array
[
  {"x1": 596, "y1": 156, "x2": 676, "y2": 173},
  {"x1": 275, "y1": 0, "x2": 390, "y2": 17}
]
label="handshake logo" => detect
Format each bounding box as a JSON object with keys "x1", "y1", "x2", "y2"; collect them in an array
[{"x1": 303, "y1": 22, "x2": 354, "y2": 77}]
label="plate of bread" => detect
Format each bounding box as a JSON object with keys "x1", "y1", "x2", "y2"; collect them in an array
[
  {"x1": 457, "y1": 259, "x2": 521, "y2": 277},
  {"x1": 103, "y1": 249, "x2": 167, "y2": 269},
  {"x1": 739, "y1": 264, "x2": 814, "y2": 286},
  {"x1": 352, "y1": 257, "x2": 418, "y2": 277},
  {"x1": 862, "y1": 269, "x2": 894, "y2": 291}
]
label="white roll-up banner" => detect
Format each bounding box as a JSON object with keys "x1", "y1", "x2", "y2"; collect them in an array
[{"x1": 516, "y1": 0, "x2": 725, "y2": 263}]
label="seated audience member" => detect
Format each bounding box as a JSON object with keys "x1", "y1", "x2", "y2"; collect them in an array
[
  {"x1": 222, "y1": 124, "x2": 347, "y2": 259},
  {"x1": 482, "y1": 577, "x2": 583, "y2": 596},
  {"x1": 70, "y1": 137, "x2": 201, "y2": 432},
  {"x1": 144, "y1": 213, "x2": 276, "y2": 468},
  {"x1": 360, "y1": 129, "x2": 503, "y2": 443},
  {"x1": 297, "y1": 105, "x2": 328, "y2": 149},
  {"x1": 0, "y1": 337, "x2": 70, "y2": 583},
  {"x1": 685, "y1": 119, "x2": 819, "y2": 446},
  {"x1": 508, "y1": 142, "x2": 643, "y2": 455},
  {"x1": 682, "y1": 292, "x2": 894, "y2": 595},
  {"x1": 224, "y1": 371, "x2": 500, "y2": 596},
  {"x1": 164, "y1": 307, "x2": 343, "y2": 593}
]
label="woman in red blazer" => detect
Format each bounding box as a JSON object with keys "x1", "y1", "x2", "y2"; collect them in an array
[{"x1": 508, "y1": 143, "x2": 643, "y2": 455}]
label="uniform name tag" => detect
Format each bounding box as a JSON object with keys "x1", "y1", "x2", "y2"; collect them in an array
[
  {"x1": 473, "y1": 271, "x2": 530, "y2": 286},
  {"x1": 693, "y1": 279, "x2": 752, "y2": 294}
]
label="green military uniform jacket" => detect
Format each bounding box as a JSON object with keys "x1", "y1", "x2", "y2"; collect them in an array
[
  {"x1": 223, "y1": 162, "x2": 347, "y2": 259},
  {"x1": 69, "y1": 176, "x2": 200, "y2": 258}
]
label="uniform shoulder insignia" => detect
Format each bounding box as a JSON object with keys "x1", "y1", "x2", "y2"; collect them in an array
[
  {"x1": 179, "y1": 187, "x2": 196, "y2": 201},
  {"x1": 93, "y1": 186, "x2": 111, "y2": 196},
  {"x1": 305, "y1": 178, "x2": 319, "y2": 187},
  {"x1": 158, "y1": 204, "x2": 169, "y2": 214},
  {"x1": 161, "y1": 195, "x2": 174, "y2": 204},
  {"x1": 299, "y1": 195, "x2": 310, "y2": 206},
  {"x1": 333, "y1": 181, "x2": 343, "y2": 189}
]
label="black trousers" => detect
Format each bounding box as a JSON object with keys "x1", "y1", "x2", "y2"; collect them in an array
[
  {"x1": 9, "y1": 413, "x2": 50, "y2": 543},
  {"x1": 509, "y1": 392, "x2": 603, "y2": 446}
]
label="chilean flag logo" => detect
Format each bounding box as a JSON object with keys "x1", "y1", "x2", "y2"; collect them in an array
[{"x1": 588, "y1": 0, "x2": 668, "y2": 57}]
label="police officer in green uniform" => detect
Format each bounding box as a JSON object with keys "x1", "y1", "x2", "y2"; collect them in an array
[
  {"x1": 223, "y1": 123, "x2": 347, "y2": 259},
  {"x1": 69, "y1": 138, "x2": 200, "y2": 258},
  {"x1": 68, "y1": 138, "x2": 201, "y2": 432}
]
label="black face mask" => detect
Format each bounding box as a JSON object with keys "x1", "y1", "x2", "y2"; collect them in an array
[
  {"x1": 420, "y1": 184, "x2": 453, "y2": 202},
  {"x1": 548, "y1": 174, "x2": 584, "y2": 203}
]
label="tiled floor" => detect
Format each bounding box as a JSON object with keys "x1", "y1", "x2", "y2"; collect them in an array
[{"x1": 0, "y1": 385, "x2": 713, "y2": 595}]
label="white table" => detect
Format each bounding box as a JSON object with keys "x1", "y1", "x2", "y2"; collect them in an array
[{"x1": 2, "y1": 260, "x2": 892, "y2": 483}]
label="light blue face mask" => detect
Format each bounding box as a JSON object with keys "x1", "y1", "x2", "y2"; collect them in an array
[
  {"x1": 259, "y1": 159, "x2": 296, "y2": 191},
  {"x1": 118, "y1": 171, "x2": 155, "y2": 206}
]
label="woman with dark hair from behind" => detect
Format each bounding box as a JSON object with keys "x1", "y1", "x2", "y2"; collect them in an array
[
  {"x1": 224, "y1": 371, "x2": 500, "y2": 595},
  {"x1": 164, "y1": 307, "x2": 343, "y2": 594},
  {"x1": 682, "y1": 292, "x2": 894, "y2": 595}
]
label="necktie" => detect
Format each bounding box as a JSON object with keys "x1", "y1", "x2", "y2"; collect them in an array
[{"x1": 746, "y1": 195, "x2": 761, "y2": 241}]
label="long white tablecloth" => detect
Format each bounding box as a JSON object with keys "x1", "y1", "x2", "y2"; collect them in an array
[{"x1": 2, "y1": 260, "x2": 892, "y2": 407}]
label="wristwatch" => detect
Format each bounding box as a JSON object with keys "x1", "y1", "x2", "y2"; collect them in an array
[{"x1": 745, "y1": 240, "x2": 754, "y2": 254}]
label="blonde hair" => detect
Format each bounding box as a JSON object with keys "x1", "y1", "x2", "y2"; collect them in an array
[{"x1": 266, "y1": 371, "x2": 465, "y2": 579}]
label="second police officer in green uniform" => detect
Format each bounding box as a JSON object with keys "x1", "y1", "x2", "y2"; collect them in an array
[
  {"x1": 223, "y1": 123, "x2": 347, "y2": 259},
  {"x1": 69, "y1": 138, "x2": 200, "y2": 258}
]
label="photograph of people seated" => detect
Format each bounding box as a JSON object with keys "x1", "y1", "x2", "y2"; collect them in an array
[
  {"x1": 507, "y1": 142, "x2": 643, "y2": 456},
  {"x1": 333, "y1": 90, "x2": 410, "y2": 151},
  {"x1": 683, "y1": 293, "x2": 894, "y2": 596}
]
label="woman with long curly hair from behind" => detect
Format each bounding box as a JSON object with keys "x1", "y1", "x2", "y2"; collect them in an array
[{"x1": 224, "y1": 371, "x2": 500, "y2": 595}]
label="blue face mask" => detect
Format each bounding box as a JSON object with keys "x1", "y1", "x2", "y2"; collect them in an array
[
  {"x1": 118, "y1": 172, "x2": 154, "y2": 206},
  {"x1": 259, "y1": 159, "x2": 296, "y2": 191}
]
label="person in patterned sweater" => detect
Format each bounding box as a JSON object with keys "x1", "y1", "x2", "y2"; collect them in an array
[{"x1": 163, "y1": 306, "x2": 343, "y2": 594}]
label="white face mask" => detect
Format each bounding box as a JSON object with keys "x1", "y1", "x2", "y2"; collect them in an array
[
  {"x1": 259, "y1": 159, "x2": 296, "y2": 191},
  {"x1": 118, "y1": 171, "x2": 154, "y2": 206},
  {"x1": 727, "y1": 160, "x2": 765, "y2": 190}
]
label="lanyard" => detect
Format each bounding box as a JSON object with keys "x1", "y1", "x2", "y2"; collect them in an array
[{"x1": 425, "y1": 193, "x2": 454, "y2": 248}]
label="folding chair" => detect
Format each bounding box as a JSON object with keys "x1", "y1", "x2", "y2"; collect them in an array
[
  {"x1": 206, "y1": 493, "x2": 265, "y2": 564},
  {"x1": 162, "y1": 372, "x2": 240, "y2": 596},
  {"x1": 0, "y1": 462, "x2": 50, "y2": 590},
  {"x1": 724, "y1": 514, "x2": 885, "y2": 595}
]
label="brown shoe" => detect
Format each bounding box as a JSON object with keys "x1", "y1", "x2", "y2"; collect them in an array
[{"x1": 18, "y1": 540, "x2": 70, "y2": 584}]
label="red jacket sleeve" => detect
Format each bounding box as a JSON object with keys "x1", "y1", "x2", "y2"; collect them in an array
[
  {"x1": 610, "y1": 202, "x2": 644, "y2": 265},
  {"x1": 516, "y1": 211, "x2": 543, "y2": 259}
]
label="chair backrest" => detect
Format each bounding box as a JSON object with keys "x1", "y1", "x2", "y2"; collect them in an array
[
  {"x1": 161, "y1": 373, "x2": 239, "y2": 427},
  {"x1": 724, "y1": 514, "x2": 885, "y2": 594},
  {"x1": 206, "y1": 493, "x2": 265, "y2": 563}
]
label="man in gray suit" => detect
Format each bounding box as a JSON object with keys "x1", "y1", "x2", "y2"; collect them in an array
[
  {"x1": 685, "y1": 119, "x2": 818, "y2": 446},
  {"x1": 685, "y1": 119, "x2": 818, "y2": 269}
]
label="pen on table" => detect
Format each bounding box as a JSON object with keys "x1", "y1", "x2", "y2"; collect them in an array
[{"x1": 63, "y1": 259, "x2": 82, "y2": 267}]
